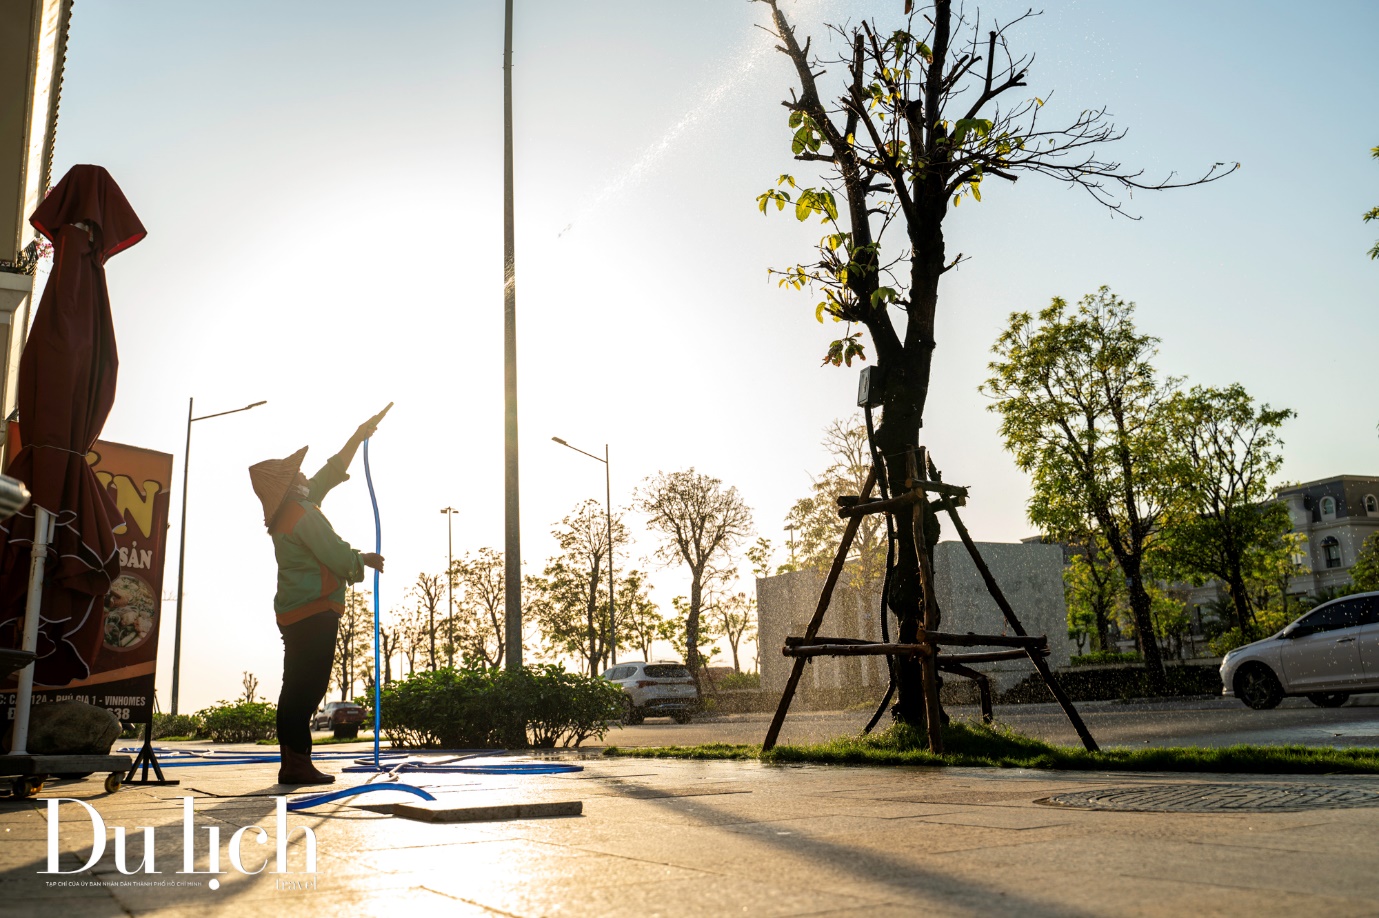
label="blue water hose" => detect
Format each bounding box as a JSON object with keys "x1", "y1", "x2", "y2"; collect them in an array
[
  {"x1": 363, "y1": 436, "x2": 381, "y2": 772},
  {"x1": 341, "y1": 762, "x2": 581, "y2": 775},
  {"x1": 145, "y1": 436, "x2": 582, "y2": 799},
  {"x1": 286, "y1": 782, "x2": 435, "y2": 811}
]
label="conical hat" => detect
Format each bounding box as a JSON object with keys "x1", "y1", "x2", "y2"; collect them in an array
[{"x1": 248, "y1": 446, "x2": 308, "y2": 528}]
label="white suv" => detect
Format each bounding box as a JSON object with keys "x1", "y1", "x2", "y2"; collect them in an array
[
  {"x1": 1220, "y1": 591, "x2": 1379, "y2": 709},
  {"x1": 602, "y1": 661, "x2": 701, "y2": 724}
]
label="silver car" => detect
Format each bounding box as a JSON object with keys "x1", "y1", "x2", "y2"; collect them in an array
[
  {"x1": 602, "y1": 661, "x2": 700, "y2": 724},
  {"x1": 1220, "y1": 591, "x2": 1379, "y2": 709}
]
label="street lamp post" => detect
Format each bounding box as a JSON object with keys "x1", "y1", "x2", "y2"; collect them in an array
[
  {"x1": 441, "y1": 507, "x2": 458, "y2": 668},
  {"x1": 551, "y1": 436, "x2": 615, "y2": 666},
  {"x1": 501, "y1": 0, "x2": 523, "y2": 675},
  {"x1": 170, "y1": 396, "x2": 267, "y2": 715}
]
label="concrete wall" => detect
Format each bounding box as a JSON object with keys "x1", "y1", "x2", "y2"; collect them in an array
[
  {"x1": 757, "y1": 540, "x2": 1069, "y2": 699},
  {"x1": 930, "y1": 540, "x2": 1070, "y2": 684}
]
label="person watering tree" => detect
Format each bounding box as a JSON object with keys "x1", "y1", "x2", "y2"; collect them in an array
[{"x1": 249, "y1": 407, "x2": 389, "y2": 785}]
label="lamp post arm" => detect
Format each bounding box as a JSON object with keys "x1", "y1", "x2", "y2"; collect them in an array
[
  {"x1": 606, "y1": 443, "x2": 615, "y2": 666},
  {"x1": 551, "y1": 437, "x2": 605, "y2": 465},
  {"x1": 171, "y1": 396, "x2": 265, "y2": 716},
  {"x1": 191, "y1": 400, "x2": 266, "y2": 423}
]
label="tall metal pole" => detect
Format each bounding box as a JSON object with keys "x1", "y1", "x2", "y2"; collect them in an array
[
  {"x1": 442, "y1": 507, "x2": 457, "y2": 668},
  {"x1": 170, "y1": 397, "x2": 193, "y2": 715},
  {"x1": 502, "y1": 0, "x2": 523, "y2": 673},
  {"x1": 605, "y1": 444, "x2": 615, "y2": 666},
  {"x1": 170, "y1": 398, "x2": 265, "y2": 716},
  {"x1": 551, "y1": 436, "x2": 615, "y2": 667}
]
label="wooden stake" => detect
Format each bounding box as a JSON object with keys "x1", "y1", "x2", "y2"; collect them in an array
[
  {"x1": 936, "y1": 495, "x2": 1100, "y2": 752},
  {"x1": 762, "y1": 467, "x2": 878, "y2": 751},
  {"x1": 939, "y1": 661, "x2": 994, "y2": 724},
  {"x1": 911, "y1": 448, "x2": 944, "y2": 755}
]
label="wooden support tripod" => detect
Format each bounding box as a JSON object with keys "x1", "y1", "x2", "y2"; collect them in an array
[{"x1": 762, "y1": 452, "x2": 1098, "y2": 754}]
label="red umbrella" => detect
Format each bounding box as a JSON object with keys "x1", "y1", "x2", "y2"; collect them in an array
[{"x1": 0, "y1": 165, "x2": 145, "y2": 686}]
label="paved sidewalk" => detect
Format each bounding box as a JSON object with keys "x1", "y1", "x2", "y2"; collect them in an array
[
  {"x1": 4, "y1": 746, "x2": 1379, "y2": 917},
  {"x1": 603, "y1": 696, "x2": 1379, "y2": 750}
]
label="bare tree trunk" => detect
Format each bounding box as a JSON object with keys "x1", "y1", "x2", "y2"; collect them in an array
[
  {"x1": 1121, "y1": 556, "x2": 1167, "y2": 693},
  {"x1": 381, "y1": 630, "x2": 393, "y2": 685},
  {"x1": 586, "y1": 563, "x2": 601, "y2": 677},
  {"x1": 1093, "y1": 602, "x2": 1112, "y2": 653},
  {"x1": 687, "y1": 567, "x2": 704, "y2": 681},
  {"x1": 871, "y1": 246, "x2": 943, "y2": 728},
  {"x1": 1226, "y1": 570, "x2": 1252, "y2": 636},
  {"x1": 428, "y1": 605, "x2": 435, "y2": 671}
]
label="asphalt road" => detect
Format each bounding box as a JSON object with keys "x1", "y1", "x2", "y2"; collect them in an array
[{"x1": 599, "y1": 694, "x2": 1379, "y2": 750}]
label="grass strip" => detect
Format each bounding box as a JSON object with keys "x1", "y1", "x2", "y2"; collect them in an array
[{"x1": 606, "y1": 721, "x2": 1379, "y2": 774}]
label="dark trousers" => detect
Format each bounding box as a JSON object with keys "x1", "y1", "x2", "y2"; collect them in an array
[{"x1": 277, "y1": 612, "x2": 339, "y2": 754}]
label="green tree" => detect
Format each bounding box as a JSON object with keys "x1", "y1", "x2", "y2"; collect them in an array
[
  {"x1": 1064, "y1": 530, "x2": 1123, "y2": 653},
  {"x1": 615, "y1": 570, "x2": 664, "y2": 662},
  {"x1": 746, "y1": 537, "x2": 776, "y2": 579},
  {"x1": 662, "y1": 596, "x2": 723, "y2": 678},
  {"x1": 785, "y1": 416, "x2": 888, "y2": 607},
  {"x1": 450, "y1": 548, "x2": 507, "y2": 668},
  {"x1": 404, "y1": 572, "x2": 446, "y2": 671},
  {"x1": 1243, "y1": 530, "x2": 1310, "y2": 625},
  {"x1": 389, "y1": 601, "x2": 430, "y2": 676},
  {"x1": 1366, "y1": 145, "x2": 1379, "y2": 260},
  {"x1": 1157, "y1": 384, "x2": 1295, "y2": 635},
  {"x1": 1149, "y1": 583, "x2": 1193, "y2": 661},
  {"x1": 1349, "y1": 533, "x2": 1379, "y2": 592},
  {"x1": 984, "y1": 289, "x2": 1179, "y2": 690},
  {"x1": 527, "y1": 502, "x2": 629, "y2": 676},
  {"x1": 708, "y1": 591, "x2": 757, "y2": 674},
  {"x1": 755, "y1": 0, "x2": 1231, "y2": 723},
  {"x1": 637, "y1": 469, "x2": 753, "y2": 681},
  {"x1": 527, "y1": 560, "x2": 602, "y2": 675},
  {"x1": 333, "y1": 588, "x2": 373, "y2": 700}
]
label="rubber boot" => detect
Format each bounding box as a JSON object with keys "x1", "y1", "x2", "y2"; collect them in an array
[{"x1": 277, "y1": 747, "x2": 335, "y2": 785}]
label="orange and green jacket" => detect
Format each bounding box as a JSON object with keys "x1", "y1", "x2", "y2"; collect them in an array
[{"x1": 268, "y1": 453, "x2": 364, "y2": 626}]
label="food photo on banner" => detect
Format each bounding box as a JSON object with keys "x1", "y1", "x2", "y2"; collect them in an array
[{"x1": 0, "y1": 435, "x2": 173, "y2": 730}]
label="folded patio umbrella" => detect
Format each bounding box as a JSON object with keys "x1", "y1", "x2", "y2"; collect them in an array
[{"x1": 0, "y1": 165, "x2": 145, "y2": 686}]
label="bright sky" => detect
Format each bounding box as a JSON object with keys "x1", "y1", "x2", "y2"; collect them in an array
[{"x1": 45, "y1": 0, "x2": 1378, "y2": 712}]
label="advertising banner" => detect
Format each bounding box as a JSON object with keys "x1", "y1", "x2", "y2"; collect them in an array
[{"x1": 1, "y1": 438, "x2": 173, "y2": 728}]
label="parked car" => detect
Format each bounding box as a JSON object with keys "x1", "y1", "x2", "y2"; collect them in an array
[
  {"x1": 1220, "y1": 591, "x2": 1379, "y2": 709},
  {"x1": 602, "y1": 661, "x2": 701, "y2": 724},
  {"x1": 312, "y1": 700, "x2": 366, "y2": 738}
]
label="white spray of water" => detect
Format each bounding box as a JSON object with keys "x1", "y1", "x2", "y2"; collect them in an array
[{"x1": 557, "y1": 0, "x2": 831, "y2": 238}]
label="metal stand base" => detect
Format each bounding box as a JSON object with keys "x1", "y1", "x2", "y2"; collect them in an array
[{"x1": 124, "y1": 720, "x2": 179, "y2": 786}]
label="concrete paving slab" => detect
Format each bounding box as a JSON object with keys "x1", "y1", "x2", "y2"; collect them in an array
[
  {"x1": 0, "y1": 895, "x2": 127, "y2": 918},
  {"x1": 7, "y1": 749, "x2": 1379, "y2": 916},
  {"x1": 390, "y1": 798, "x2": 583, "y2": 822},
  {"x1": 132, "y1": 886, "x2": 501, "y2": 918},
  {"x1": 916, "y1": 809, "x2": 1074, "y2": 829}
]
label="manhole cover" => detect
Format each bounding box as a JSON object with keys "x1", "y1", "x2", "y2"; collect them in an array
[{"x1": 1038, "y1": 783, "x2": 1379, "y2": 813}]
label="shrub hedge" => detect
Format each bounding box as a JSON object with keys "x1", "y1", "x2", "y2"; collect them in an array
[
  {"x1": 194, "y1": 700, "x2": 278, "y2": 743},
  {"x1": 999, "y1": 663, "x2": 1221, "y2": 704},
  {"x1": 153, "y1": 713, "x2": 202, "y2": 739},
  {"x1": 715, "y1": 671, "x2": 761, "y2": 691},
  {"x1": 1070, "y1": 650, "x2": 1143, "y2": 667},
  {"x1": 378, "y1": 664, "x2": 623, "y2": 749}
]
